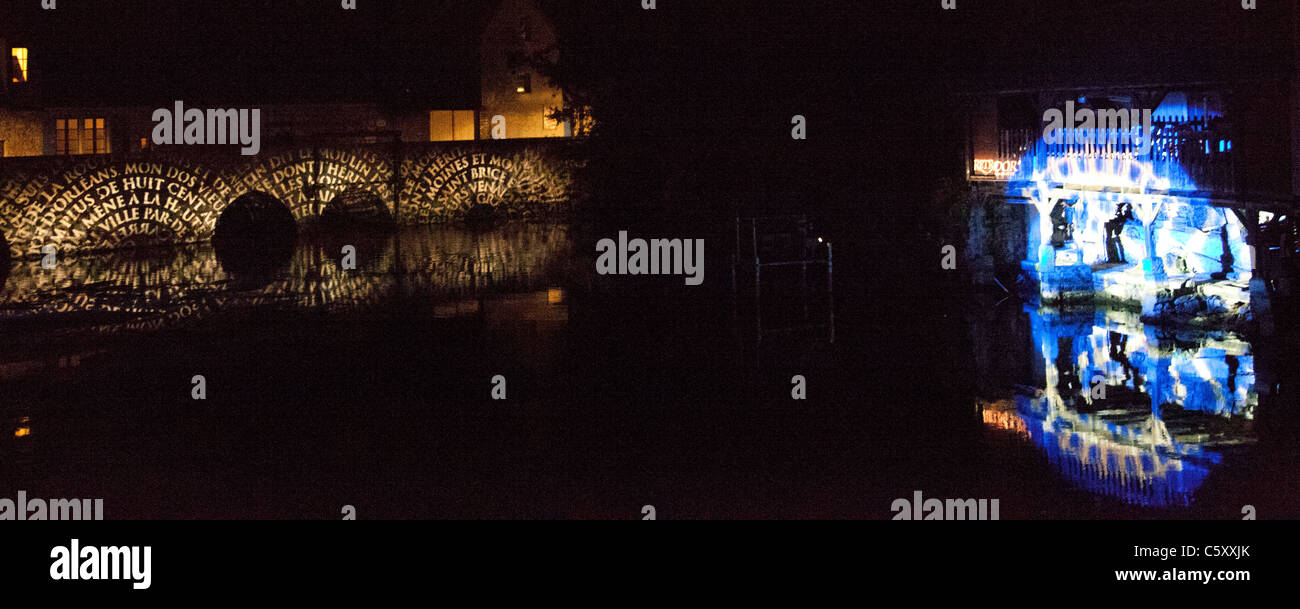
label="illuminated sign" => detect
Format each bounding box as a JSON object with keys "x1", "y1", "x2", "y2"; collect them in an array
[{"x1": 972, "y1": 159, "x2": 1019, "y2": 179}]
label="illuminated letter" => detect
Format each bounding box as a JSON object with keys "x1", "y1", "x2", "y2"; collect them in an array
[
  {"x1": 342, "y1": 505, "x2": 356, "y2": 520},
  {"x1": 1242, "y1": 0, "x2": 1256, "y2": 8},
  {"x1": 941, "y1": 244, "x2": 956, "y2": 269},
  {"x1": 41, "y1": 244, "x2": 57, "y2": 269},
  {"x1": 342, "y1": 0, "x2": 357, "y2": 8},
  {"x1": 1242, "y1": 505, "x2": 1256, "y2": 520},
  {"x1": 642, "y1": 0, "x2": 656, "y2": 8},
  {"x1": 641, "y1": 505, "x2": 656, "y2": 520},
  {"x1": 491, "y1": 115, "x2": 507, "y2": 139},
  {"x1": 791, "y1": 115, "x2": 806, "y2": 140},
  {"x1": 942, "y1": 0, "x2": 956, "y2": 8},
  {"x1": 42, "y1": 0, "x2": 56, "y2": 8},
  {"x1": 791, "y1": 375, "x2": 806, "y2": 400}
]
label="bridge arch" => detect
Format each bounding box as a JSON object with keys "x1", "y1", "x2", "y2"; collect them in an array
[
  {"x1": 320, "y1": 187, "x2": 393, "y2": 227},
  {"x1": 212, "y1": 191, "x2": 297, "y2": 278}
]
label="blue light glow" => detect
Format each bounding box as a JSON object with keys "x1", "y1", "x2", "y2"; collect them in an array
[{"x1": 983, "y1": 309, "x2": 1256, "y2": 508}]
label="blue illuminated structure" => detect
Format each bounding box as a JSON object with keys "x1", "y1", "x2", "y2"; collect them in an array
[
  {"x1": 1004, "y1": 127, "x2": 1253, "y2": 318},
  {"x1": 982, "y1": 308, "x2": 1255, "y2": 508}
]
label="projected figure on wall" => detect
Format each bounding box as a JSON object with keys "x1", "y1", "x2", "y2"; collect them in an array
[
  {"x1": 1105, "y1": 203, "x2": 1135, "y2": 263},
  {"x1": 1212, "y1": 224, "x2": 1235, "y2": 280},
  {"x1": 1108, "y1": 331, "x2": 1143, "y2": 392},
  {"x1": 1050, "y1": 199, "x2": 1075, "y2": 248},
  {"x1": 1055, "y1": 336, "x2": 1083, "y2": 407}
]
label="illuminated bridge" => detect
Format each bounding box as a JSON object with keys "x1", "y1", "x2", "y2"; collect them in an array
[{"x1": 0, "y1": 139, "x2": 585, "y2": 259}]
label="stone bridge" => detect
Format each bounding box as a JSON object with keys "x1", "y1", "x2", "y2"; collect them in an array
[{"x1": 0, "y1": 138, "x2": 587, "y2": 259}]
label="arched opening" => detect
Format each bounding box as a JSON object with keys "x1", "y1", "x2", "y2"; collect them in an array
[
  {"x1": 212, "y1": 191, "x2": 297, "y2": 282},
  {"x1": 464, "y1": 202, "x2": 500, "y2": 229},
  {"x1": 320, "y1": 187, "x2": 394, "y2": 228}
]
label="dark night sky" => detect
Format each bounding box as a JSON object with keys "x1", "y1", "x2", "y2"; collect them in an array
[
  {"x1": 4, "y1": 1, "x2": 1293, "y2": 105},
  {"x1": 3, "y1": 0, "x2": 1294, "y2": 197}
]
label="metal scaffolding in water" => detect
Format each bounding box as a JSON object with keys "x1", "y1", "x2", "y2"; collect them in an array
[{"x1": 731, "y1": 214, "x2": 834, "y2": 344}]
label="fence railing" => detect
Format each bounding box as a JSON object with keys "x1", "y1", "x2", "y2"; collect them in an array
[{"x1": 985, "y1": 119, "x2": 1235, "y2": 193}]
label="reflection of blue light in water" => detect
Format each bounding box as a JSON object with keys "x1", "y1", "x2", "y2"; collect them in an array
[{"x1": 984, "y1": 309, "x2": 1256, "y2": 508}]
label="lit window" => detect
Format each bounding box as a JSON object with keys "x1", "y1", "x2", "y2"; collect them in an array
[
  {"x1": 543, "y1": 112, "x2": 559, "y2": 130},
  {"x1": 514, "y1": 73, "x2": 531, "y2": 94},
  {"x1": 429, "y1": 110, "x2": 476, "y2": 141},
  {"x1": 55, "y1": 118, "x2": 110, "y2": 155},
  {"x1": 10, "y1": 48, "x2": 28, "y2": 83}
]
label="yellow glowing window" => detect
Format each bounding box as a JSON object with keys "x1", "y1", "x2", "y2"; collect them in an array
[
  {"x1": 429, "y1": 110, "x2": 476, "y2": 142},
  {"x1": 55, "y1": 118, "x2": 110, "y2": 155},
  {"x1": 543, "y1": 113, "x2": 559, "y2": 130},
  {"x1": 514, "y1": 73, "x2": 531, "y2": 94},
  {"x1": 10, "y1": 47, "x2": 28, "y2": 83}
]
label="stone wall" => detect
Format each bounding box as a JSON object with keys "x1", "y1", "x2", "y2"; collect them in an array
[
  {"x1": 0, "y1": 109, "x2": 44, "y2": 158},
  {"x1": 964, "y1": 190, "x2": 1029, "y2": 284}
]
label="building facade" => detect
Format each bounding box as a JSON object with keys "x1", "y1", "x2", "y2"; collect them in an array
[
  {"x1": 0, "y1": 0, "x2": 570, "y2": 159},
  {"x1": 960, "y1": 9, "x2": 1300, "y2": 326}
]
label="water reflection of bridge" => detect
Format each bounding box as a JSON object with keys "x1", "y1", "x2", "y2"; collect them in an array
[
  {"x1": 979, "y1": 307, "x2": 1256, "y2": 508},
  {"x1": 0, "y1": 223, "x2": 573, "y2": 339}
]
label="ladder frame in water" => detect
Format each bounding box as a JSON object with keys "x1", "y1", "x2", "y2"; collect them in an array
[{"x1": 731, "y1": 215, "x2": 835, "y2": 344}]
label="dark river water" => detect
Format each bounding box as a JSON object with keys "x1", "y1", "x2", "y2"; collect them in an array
[{"x1": 2, "y1": 219, "x2": 1298, "y2": 518}]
